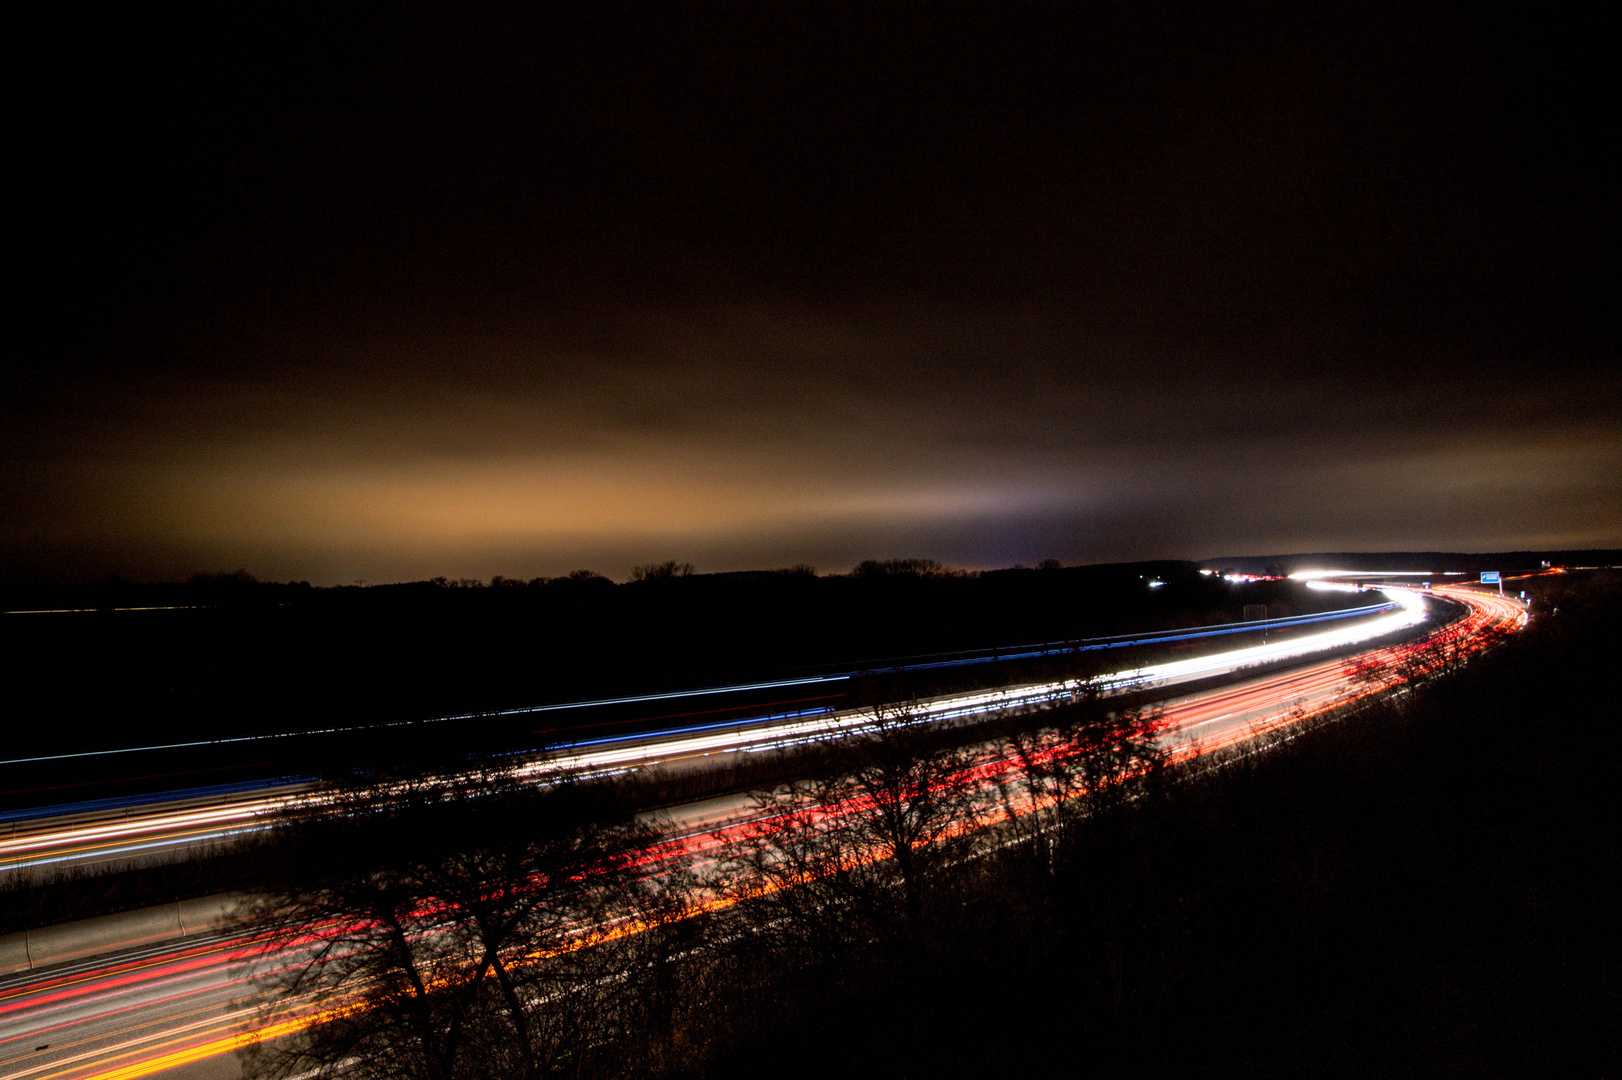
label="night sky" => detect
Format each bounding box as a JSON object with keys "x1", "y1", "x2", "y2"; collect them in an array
[{"x1": 7, "y1": 5, "x2": 1617, "y2": 584}]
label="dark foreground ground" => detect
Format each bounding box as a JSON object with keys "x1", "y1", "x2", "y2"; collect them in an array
[{"x1": 690, "y1": 573, "x2": 1618, "y2": 1078}]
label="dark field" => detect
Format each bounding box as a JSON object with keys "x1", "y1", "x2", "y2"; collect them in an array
[{"x1": 1, "y1": 562, "x2": 1359, "y2": 806}]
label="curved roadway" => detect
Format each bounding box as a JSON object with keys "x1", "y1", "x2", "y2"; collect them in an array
[{"x1": 0, "y1": 585, "x2": 1527, "y2": 1080}]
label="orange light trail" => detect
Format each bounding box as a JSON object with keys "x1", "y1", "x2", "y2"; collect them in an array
[{"x1": 28, "y1": 586, "x2": 1523, "y2": 1080}]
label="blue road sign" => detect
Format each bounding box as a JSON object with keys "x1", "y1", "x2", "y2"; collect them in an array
[{"x1": 1481, "y1": 571, "x2": 1501, "y2": 584}]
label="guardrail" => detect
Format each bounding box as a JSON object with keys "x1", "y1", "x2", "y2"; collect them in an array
[{"x1": 0, "y1": 893, "x2": 247, "y2": 976}]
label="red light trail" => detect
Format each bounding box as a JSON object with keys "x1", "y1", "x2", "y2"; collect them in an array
[{"x1": 0, "y1": 586, "x2": 1526, "y2": 1080}]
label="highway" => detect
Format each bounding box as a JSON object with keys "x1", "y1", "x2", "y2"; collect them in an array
[
  {"x1": 0, "y1": 590, "x2": 1411, "y2": 876},
  {"x1": 0, "y1": 585, "x2": 1527, "y2": 1080}
]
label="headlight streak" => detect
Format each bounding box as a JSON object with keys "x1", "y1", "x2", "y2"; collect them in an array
[{"x1": 510, "y1": 588, "x2": 1427, "y2": 778}]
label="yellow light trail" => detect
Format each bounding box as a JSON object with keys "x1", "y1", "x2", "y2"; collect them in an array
[
  {"x1": 66, "y1": 585, "x2": 1522, "y2": 1080},
  {"x1": 66, "y1": 1013, "x2": 318, "y2": 1080}
]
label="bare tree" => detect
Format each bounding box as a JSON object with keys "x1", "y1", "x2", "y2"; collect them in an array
[
  {"x1": 238, "y1": 776, "x2": 485, "y2": 1080},
  {"x1": 718, "y1": 705, "x2": 990, "y2": 956},
  {"x1": 631, "y1": 561, "x2": 694, "y2": 581},
  {"x1": 1346, "y1": 613, "x2": 1509, "y2": 700},
  {"x1": 239, "y1": 769, "x2": 689, "y2": 1080},
  {"x1": 991, "y1": 690, "x2": 1168, "y2": 866}
]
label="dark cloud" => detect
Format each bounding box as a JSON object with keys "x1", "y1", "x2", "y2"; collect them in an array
[{"x1": 6, "y1": 5, "x2": 1617, "y2": 582}]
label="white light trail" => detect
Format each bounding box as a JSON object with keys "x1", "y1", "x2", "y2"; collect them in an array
[
  {"x1": 516, "y1": 589, "x2": 1426, "y2": 777},
  {"x1": 3, "y1": 590, "x2": 1427, "y2": 873}
]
